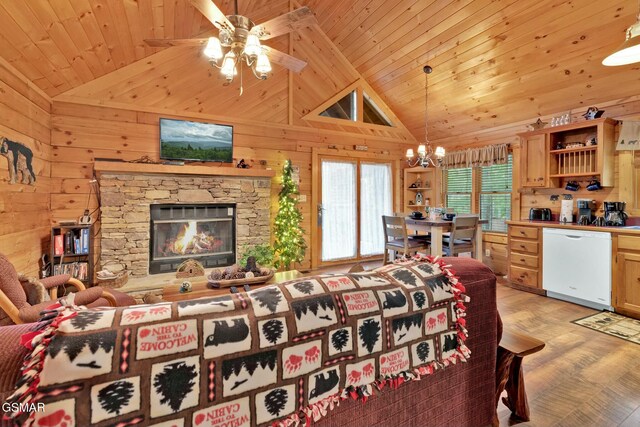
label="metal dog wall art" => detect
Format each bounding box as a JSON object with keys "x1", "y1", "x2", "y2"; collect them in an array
[{"x1": 0, "y1": 136, "x2": 36, "y2": 185}]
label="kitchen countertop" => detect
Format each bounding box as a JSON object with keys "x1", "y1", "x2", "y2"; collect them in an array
[{"x1": 506, "y1": 220, "x2": 640, "y2": 235}]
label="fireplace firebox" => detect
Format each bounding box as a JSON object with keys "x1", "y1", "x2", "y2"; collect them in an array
[{"x1": 149, "y1": 204, "x2": 236, "y2": 274}]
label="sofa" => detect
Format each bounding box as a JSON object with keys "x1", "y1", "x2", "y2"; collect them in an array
[{"x1": 0, "y1": 257, "x2": 498, "y2": 427}]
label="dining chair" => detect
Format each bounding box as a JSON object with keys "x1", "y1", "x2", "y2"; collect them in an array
[
  {"x1": 394, "y1": 211, "x2": 430, "y2": 242},
  {"x1": 382, "y1": 216, "x2": 430, "y2": 264},
  {"x1": 441, "y1": 215, "x2": 479, "y2": 258}
]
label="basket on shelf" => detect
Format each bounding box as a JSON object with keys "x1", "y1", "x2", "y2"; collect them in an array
[{"x1": 96, "y1": 261, "x2": 129, "y2": 289}]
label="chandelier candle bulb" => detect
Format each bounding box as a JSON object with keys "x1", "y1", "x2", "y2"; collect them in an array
[
  {"x1": 418, "y1": 144, "x2": 427, "y2": 155},
  {"x1": 406, "y1": 149, "x2": 414, "y2": 158},
  {"x1": 435, "y1": 146, "x2": 445, "y2": 158}
]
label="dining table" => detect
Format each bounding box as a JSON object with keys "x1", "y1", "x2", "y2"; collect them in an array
[{"x1": 404, "y1": 216, "x2": 488, "y2": 260}]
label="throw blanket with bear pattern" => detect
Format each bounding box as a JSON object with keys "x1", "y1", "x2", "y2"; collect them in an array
[{"x1": 4, "y1": 256, "x2": 470, "y2": 427}]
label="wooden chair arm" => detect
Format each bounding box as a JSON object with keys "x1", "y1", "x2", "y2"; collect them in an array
[
  {"x1": 48, "y1": 277, "x2": 87, "y2": 300},
  {"x1": 66, "y1": 278, "x2": 86, "y2": 291},
  {"x1": 0, "y1": 289, "x2": 22, "y2": 325},
  {"x1": 101, "y1": 291, "x2": 118, "y2": 307},
  {"x1": 499, "y1": 329, "x2": 545, "y2": 357}
]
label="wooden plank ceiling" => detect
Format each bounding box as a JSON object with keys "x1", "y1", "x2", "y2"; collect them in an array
[
  {"x1": 303, "y1": 0, "x2": 640, "y2": 141},
  {"x1": 0, "y1": 0, "x2": 638, "y2": 141}
]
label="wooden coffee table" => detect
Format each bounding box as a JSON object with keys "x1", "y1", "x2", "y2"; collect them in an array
[{"x1": 162, "y1": 270, "x2": 303, "y2": 302}]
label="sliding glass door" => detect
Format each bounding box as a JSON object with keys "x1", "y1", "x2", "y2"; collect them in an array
[
  {"x1": 320, "y1": 159, "x2": 358, "y2": 262},
  {"x1": 318, "y1": 157, "x2": 393, "y2": 264},
  {"x1": 360, "y1": 162, "x2": 392, "y2": 256}
]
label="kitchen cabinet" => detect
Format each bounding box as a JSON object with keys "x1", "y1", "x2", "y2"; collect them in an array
[
  {"x1": 518, "y1": 118, "x2": 616, "y2": 189},
  {"x1": 507, "y1": 222, "x2": 640, "y2": 319},
  {"x1": 507, "y1": 224, "x2": 543, "y2": 294},
  {"x1": 614, "y1": 234, "x2": 640, "y2": 318},
  {"x1": 520, "y1": 134, "x2": 547, "y2": 188}
]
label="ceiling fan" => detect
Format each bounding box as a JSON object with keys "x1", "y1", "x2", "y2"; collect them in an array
[{"x1": 144, "y1": 0, "x2": 315, "y2": 92}]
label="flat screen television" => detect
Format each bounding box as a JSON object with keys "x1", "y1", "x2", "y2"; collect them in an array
[{"x1": 160, "y1": 118, "x2": 233, "y2": 163}]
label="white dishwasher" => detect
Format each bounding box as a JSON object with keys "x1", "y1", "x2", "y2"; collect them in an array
[{"x1": 542, "y1": 228, "x2": 612, "y2": 311}]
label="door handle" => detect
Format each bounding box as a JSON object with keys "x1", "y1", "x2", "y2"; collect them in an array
[{"x1": 317, "y1": 204, "x2": 325, "y2": 226}]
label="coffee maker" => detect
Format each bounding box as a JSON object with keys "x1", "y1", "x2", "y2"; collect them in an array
[
  {"x1": 576, "y1": 199, "x2": 595, "y2": 225},
  {"x1": 604, "y1": 202, "x2": 628, "y2": 226}
]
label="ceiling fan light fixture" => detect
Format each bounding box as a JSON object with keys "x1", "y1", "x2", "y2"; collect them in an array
[
  {"x1": 603, "y1": 20, "x2": 640, "y2": 66},
  {"x1": 243, "y1": 34, "x2": 262, "y2": 57},
  {"x1": 221, "y1": 51, "x2": 237, "y2": 80},
  {"x1": 204, "y1": 37, "x2": 223, "y2": 60},
  {"x1": 255, "y1": 52, "x2": 272, "y2": 75}
]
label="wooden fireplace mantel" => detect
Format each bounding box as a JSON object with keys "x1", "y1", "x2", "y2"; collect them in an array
[{"x1": 94, "y1": 161, "x2": 276, "y2": 178}]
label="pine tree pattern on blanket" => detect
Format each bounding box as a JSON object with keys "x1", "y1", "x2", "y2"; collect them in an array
[{"x1": 4, "y1": 255, "x2": 470, "y2": 427}]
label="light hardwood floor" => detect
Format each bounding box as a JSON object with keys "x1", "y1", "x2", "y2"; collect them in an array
[
  {"x1": 315, "y1": 261, "x2": 640, "y2": 427},
  {"x1": 497, "y1": 284, "x2": 640, "y2": 427}
]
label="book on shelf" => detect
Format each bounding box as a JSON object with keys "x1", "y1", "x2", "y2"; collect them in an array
[
  {"x1": 54, "y1": 235, "x2": 64, "y2": 256},
  {"x1": 64, "y1": 231, "x2": 74, "y2": 254},
  {"x1": 81, "y1": 228, "x2": 89, "y2": 254},
  {"x1": 53, "y1": 261, "x2": 89, "y2": 280}
]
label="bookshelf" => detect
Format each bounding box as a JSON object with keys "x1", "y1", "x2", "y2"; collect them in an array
[{"x1": 50, "y1": 224, "x2": 94, "y2": 285}]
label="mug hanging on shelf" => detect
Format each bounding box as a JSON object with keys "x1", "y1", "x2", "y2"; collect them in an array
[
  {"x1": 565, "y1": 180, "x2": 580, "y2": 191},
  {"x1": 587, "y1": 179, "x2": 602, "y2": 191}
]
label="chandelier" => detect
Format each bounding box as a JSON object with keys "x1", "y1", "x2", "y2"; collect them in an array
[
  {"x1": 406, "y1": 65, "x2": 445, "y2": 167},
  {"x1": 202, "y1": 14, "x2": 271, "y2": 82},
  {"x1": 602, "y1": 0, "x2": 640, "y2": 66}
]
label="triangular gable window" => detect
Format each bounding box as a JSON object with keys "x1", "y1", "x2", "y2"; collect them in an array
[
  {"x1": 303, "y1": 81, "x2": 408, "y2": 134},
  {"x1": 363, "y1": 92, "x2": 392, "y2": 126},
  {"x1": 319, "y1": 91, "x2": 357, "y2": 121}
]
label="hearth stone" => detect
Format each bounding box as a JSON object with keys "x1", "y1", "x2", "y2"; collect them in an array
[{"x1": 99, "y1": 173, "x2": 271, "y2": 277}]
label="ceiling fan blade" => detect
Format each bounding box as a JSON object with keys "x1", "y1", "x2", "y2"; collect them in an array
[
  {"x1": 144, "y1": 38, "x2": 208, "y2": 47},
  {"x1": 189, "y1": 0, "x2": 234, "y2": 32},
  {"x1": 262, "y1": 46, "x2": 307, "y2": 73},
  {"x1": 251, "y1": 6, "x2": 316, "y2": 40}
]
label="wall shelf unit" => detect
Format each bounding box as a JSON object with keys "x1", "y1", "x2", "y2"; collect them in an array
[
  {"x1": 403, "y1": 167, "x2": 438, "y2": 213},
  {"x1": 518, "y1": 118, "x2": 616, "y2": 188}
]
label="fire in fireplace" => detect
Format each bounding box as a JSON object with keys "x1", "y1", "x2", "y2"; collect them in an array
[{"x1": 149, "y1": 204, "x2": 236, "y2": 274}]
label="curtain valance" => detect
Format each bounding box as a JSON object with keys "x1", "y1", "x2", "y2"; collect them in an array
[{"x1": 442, "y1": 144, "x2": 509, "y2": 169}]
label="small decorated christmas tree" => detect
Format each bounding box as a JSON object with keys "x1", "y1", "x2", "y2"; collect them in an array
[{"x1": 273, "y1": 160, "x2": 307, "y2": 269}]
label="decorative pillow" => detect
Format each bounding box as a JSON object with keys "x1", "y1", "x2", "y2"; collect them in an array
[{"x1": 18, "y1": 275, "x2": 50, "y2": 305}]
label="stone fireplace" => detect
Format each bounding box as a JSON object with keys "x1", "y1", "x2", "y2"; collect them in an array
[{"x1": 98, "y1": 169, "x2": 272, "y2": 277}]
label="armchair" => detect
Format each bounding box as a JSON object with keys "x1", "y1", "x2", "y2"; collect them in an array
[{"x1": 0, "y1": 253, "x2": 134, "y2": 325}]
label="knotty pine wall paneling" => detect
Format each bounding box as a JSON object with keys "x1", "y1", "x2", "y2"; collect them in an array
[
  {"x1": 51, "y1": 102, "x2": 410, "y2": 269},
  {"x1": 0, "y1": 59, "x2": 51, "y2": 275}
]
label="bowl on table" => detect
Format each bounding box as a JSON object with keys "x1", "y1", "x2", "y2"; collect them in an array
[{"x1": 410, "y1": 211, "x2": 424, "y2": 220}]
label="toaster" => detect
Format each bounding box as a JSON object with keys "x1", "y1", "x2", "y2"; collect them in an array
[{"x1": 529, "y1": 208, "x2": 552, "y2": 221}]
